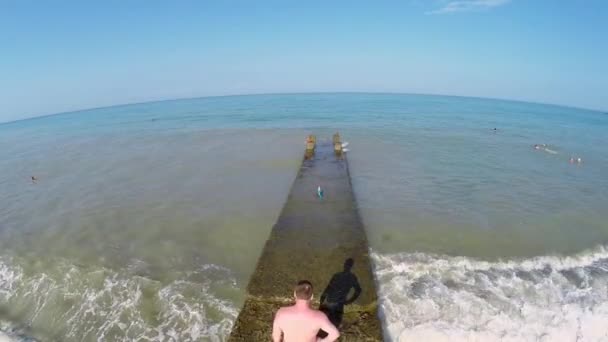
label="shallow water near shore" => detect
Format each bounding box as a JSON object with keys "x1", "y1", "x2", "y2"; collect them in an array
[{"x1": 1, "y1": 93, "x2": 607, "y2": 340}]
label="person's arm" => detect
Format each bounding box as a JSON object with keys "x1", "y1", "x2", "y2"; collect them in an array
[
  {"x1": 345, "y1": 276, "x2": 362, "y2": 305},
  {"x1": 318, "y1": 313, "x2": 340, "y2": 342},
  {"x1": 320, "y1": 276, "x2": 333, "y2": 304},
  {"x1": 272, "y1": 310, "x2": 283, "y2": 342}
]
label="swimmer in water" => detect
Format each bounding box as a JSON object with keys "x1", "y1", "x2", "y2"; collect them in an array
[
  {"x1": 544, "y1": 147, "x2": 558, "y2": 154},
  {"x1": 534, "y1": 144, "x2": 557, "y2": 154},
  {"x1": 569, "y1": 157, "x2": 583, "y2": 164},
  {"x1": 31, "y1": 176, "x2": 37, "y2": 184}
]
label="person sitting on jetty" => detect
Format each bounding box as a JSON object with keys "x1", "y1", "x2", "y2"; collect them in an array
[{"x1": 272, "y1": 280, "x2": 340, "y2": 342}]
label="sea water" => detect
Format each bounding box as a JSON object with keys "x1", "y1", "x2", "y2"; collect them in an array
[{"x1": 0, "y1": 94, "x2": 607, "y2": 341}]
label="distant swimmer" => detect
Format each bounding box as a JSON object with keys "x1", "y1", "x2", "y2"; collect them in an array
[
  {"x1": 533, "y1": 144, "x2": 557, "y2": 154},
  {"x1": 317, "y1": 186, "x2": 324, "y2": 199},
  {"x1": 272, "y1": 280, "x2": 340, "y2": 342},
  {"x1": 31, "y1": 176, "x2": 37, "y2": 184},
  {"x1": 569, "y1": 157, "x2": 583, "y2": 164},
  {"x1": 544, "y1": 148, "x2": 558, "y2": 154}
]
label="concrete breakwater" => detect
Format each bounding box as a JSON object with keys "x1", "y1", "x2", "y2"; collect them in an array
[{"x1": 230, "y1": 135, "x2": 382, "y2": 341}]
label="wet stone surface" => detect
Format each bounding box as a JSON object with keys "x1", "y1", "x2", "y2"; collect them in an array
[{"x1": 229, "y1": 140, "x2": 383, "y2": 341}]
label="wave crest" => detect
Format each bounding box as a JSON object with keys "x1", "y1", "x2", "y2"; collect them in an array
[{"x1": 372, "y1": 247, "x2": 608, "y2": 342}]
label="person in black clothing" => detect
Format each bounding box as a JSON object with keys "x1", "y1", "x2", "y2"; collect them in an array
[{"x1": 319, "y1": 258, "x2": 362, "y2": 328}]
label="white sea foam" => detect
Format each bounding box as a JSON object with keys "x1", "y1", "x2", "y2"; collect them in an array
[
  {"x1": 372, "y1": 246, "x2": 608, "y2": 342},
  {"x1": 0, "y1": 257, "x2": 239, "y2": 341},
  {"x1": 5, "y1": 246, "x2": 608, "y2": 342},
  {"x1": 0, "y1": 320, "x2": 31, "y2": 342}
]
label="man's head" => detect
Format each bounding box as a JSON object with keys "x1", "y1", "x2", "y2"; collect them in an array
[
  {"x1": 344, "y1": 258, "x2": 354, "y2": 272},
  {"x1": 294, "y1": 280, "x2": 313, "y2": 301}
]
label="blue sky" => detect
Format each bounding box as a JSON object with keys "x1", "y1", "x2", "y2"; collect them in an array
[{"x1": 1, "y1": 1, "x2": 607, "y2": 122}]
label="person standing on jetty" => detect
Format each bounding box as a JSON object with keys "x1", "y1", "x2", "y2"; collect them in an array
[{"x1": 272, "y1": 280, "x2": 340, "y2": 342}]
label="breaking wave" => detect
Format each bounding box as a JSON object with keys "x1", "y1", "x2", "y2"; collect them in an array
[
  {"x1": 372, "y1": 246, "x2": 608, "y2": 341},
  {"x1": 4, "y1": 247, "x2": 608, "y2": 341},
  {"x1": 0, "y1": 257, "x2": 239, "y2": 341}
]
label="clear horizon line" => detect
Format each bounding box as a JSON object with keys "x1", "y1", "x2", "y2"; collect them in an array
[{"x1": 2, "y1": 91, "x2": 606, "y2": 126}]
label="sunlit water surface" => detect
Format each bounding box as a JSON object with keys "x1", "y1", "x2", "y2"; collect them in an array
[{"x1": 1, "y1": 94, "x2": 607, "y2": 341}]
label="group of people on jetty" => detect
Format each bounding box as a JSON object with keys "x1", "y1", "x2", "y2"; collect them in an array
[{"x1": 272, "y1": 136, "x2": 348, "y2": 341}]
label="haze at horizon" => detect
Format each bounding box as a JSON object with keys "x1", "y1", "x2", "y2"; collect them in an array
[{"x1": 1, "y1": 0, "x2": 607, "y2": 123}]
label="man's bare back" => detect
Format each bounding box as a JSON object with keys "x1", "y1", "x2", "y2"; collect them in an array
[
  {"x1": 272, "y1": 280, "x2": 339, "y2": 342},
  {"x1": 272, "y1": 302, "x2": 339, "y2": 342}
]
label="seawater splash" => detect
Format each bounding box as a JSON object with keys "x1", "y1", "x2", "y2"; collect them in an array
[
  {"x1": 0, "y1": 320, "x2": 32, "y2": 342},
  {"x1": 0, "y1": 257, "x2": 239, "y2": 341},
  {"x1": 372, "y1": 247, "x2": 608, "y2": 342}
]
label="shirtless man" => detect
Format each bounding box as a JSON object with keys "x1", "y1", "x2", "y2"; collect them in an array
[{"x1": 272, "y1": 280, "x2": 340, "y2": 342}]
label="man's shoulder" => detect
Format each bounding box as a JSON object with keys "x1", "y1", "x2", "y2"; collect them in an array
[
  {"x1": 275, "y1": 305, "x2": 294, "y2": 317},
  {"x1": 276, "y1": 306, "x2": 327, "y2": 320},
  {"x1": 311, "y1": 309, "x2": 330, "y2": 321}
]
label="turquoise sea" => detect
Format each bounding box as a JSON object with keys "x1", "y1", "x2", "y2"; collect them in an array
[{"x1": 1, "y1": 93, "x2": 607, "y2": 341}]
